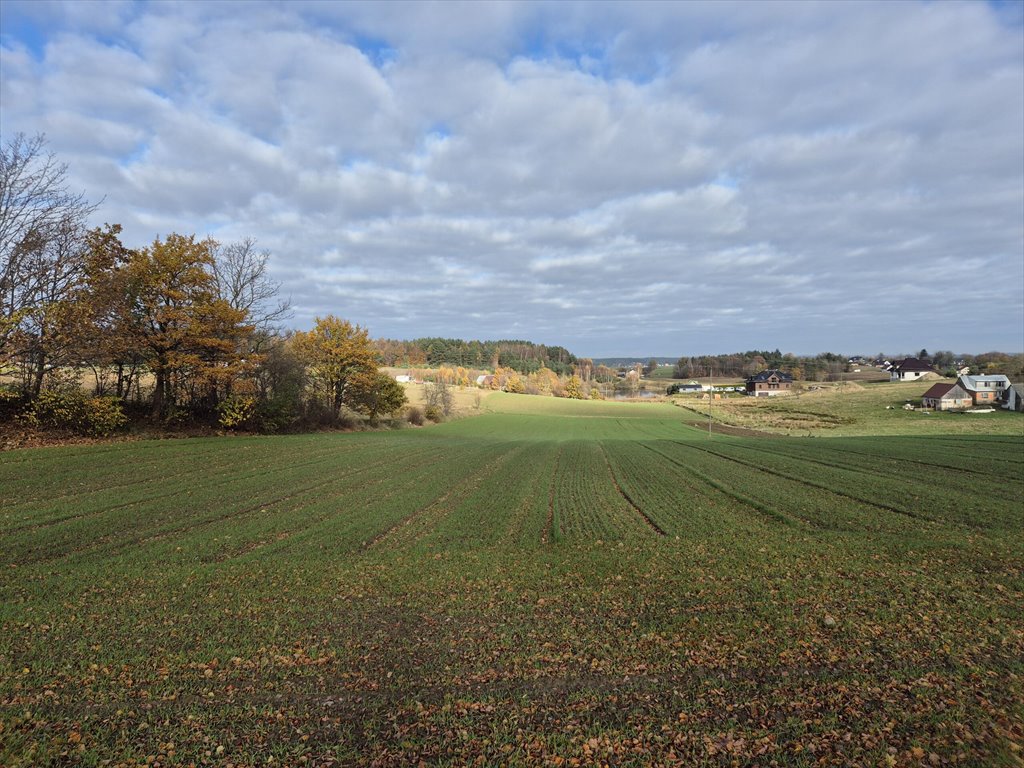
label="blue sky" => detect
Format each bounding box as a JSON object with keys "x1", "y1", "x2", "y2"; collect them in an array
[{"x1": 2, "y1": 0, "x2": 1022, "y2": 357}]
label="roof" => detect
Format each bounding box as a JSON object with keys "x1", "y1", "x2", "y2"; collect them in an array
[
  {"x1": 961, "y1": 374, "x2": 1011, "y2": 385},
  {"x1": 958, "y1": 374, "x2": 1011, "y2": 390},
  {"x1": 892, "y1": 358, "x2": 935, "y2": 372},
  {"x1": 747, "y1": 369, "x2": 793, "y2": 383},
  {"x1": 921, "y1": 383, "x2": 954, "y2": 399}
]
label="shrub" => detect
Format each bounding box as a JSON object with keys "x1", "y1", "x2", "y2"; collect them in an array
[
  {"x1": 82, "y1": 396, "x2": 129, "y2": 436},
  {"x1": 406, "y1": 406, "x2": 425, "y2": 426},
  {"x1": 24, "y1": 390, "x2": 127, "y2": 437},
  {"x1": 424, "y1": 405, "x2": 444, "y2": 423},
  {"x1": 254, "y1": 395, "x2": 298, "y2": 434},
  {"x1": 0, "y1": 388, "x2": 27, "y2": 419},
  {"x1": 217, "y1": 395, "x2": 259, "y2": 430}
]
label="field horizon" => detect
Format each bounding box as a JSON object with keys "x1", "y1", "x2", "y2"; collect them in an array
[{"x1": 1, "y1": 394, "x2": 1022, "y2": 766}]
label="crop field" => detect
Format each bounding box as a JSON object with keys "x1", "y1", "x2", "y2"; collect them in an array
[
  {"x1": 1, "y1": 394, "x2": 1022, "y2": 766},
  {"x1": 675, "y1": 381, "x2": 1024, "y2": 437}
]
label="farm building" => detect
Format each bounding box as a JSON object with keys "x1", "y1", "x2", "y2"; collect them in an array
[
  {"x1": 957, "y1": 374, "x2": 1011, "y2": 406},
  {"x1": 1001, "y1": 383, "x2": 1024, "y2": 412},
  {"x1": 668, "y1": 381, "x2": 704, "y2": 394},
  {"x1": 745, "y1": 370, "x2": 793, "y2": 397},
  {"x1": 889, "y1": 358, "x2": 938, "y2": 381},
  {"x1": 394, "y1": 375, "x2": 412, "y2": 383},
  {"x1": 920, "y1": 382, "x2": 973, "y2": 410}
]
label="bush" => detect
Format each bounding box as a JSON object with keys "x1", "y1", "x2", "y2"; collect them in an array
[
  {"x1": 0, "y1": 388, "x2": 27, "y2": 419},
  {"x1": 24, "y1": 390, "x2": 127, "y2": 437},
  {"x1": 217, "y1": 395, "x2": 259, "y2": 430},
  {"x1": 254, "y1": 395, "x2": 299, "y2": 434},
  {"x1": 406, "y1": 406, "x2": 425, "y2": 426},
  {"x1": 424, "y1": 405, "x2": 444, "y2": 423}
]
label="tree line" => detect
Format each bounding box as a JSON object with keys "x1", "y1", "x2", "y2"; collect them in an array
[
  {"x1": 1, "y1": 133, "x2": 407, "y2": 435},
  {"x1": 674, "y1": 349, "x2": 1023, "y2": 381},
  {"x1": 672, "y1": 350, "x2": 849, "y2": 381},
  {"x1": 374, "y1": 337, "x2": 577, "y2": 376}
]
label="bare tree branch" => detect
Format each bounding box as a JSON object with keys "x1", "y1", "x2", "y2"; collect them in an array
[
  {"x1": 211, "y1": 236, "x2": 292, "y2": 333},
  {"x1": 0, "y1": 133, "x2": 98, "y2": 374}
]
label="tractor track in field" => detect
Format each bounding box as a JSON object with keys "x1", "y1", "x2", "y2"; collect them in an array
[
  {"x1": 126, "y1": 446, "x2": 449, "y2": 559},
  {"x1": 161, "y1": 446, "x2": 451, "y2": 558},
  {"x1": 640, "y1": 443, "x2": 798, "y2": 528},
  {"x1": 776, "y1": 442, "x2": 1022, "y2": 484},
  {"x1": 738, "y1": 441, "x2": 1001, "y2": 483},
  {"x1": 363, "y1": 446, "x2": 525, "y2": 551},
  {"x1": 208, "y1": 448, "x2": 459, "y2": 562},
  {"x1": 598, "y1": 443, "x2": 666, "y2": 537},
  {"x1": 3, "y1": 440, "x2": 371, "y2": 513},
  {"x1": 677, "y1": 441, "x2": 938, "y2": 525},
  {"x1": 11, "y1": 446, "x2": 441, "y2": 565},
  {"x1": 542, "y1": 445, "x2": 565, "y2": 545},
  {"x1": 2, "y1": 442, "x2": 374, "y2": 535}
]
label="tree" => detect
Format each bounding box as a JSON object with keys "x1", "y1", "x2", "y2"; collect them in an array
[
  {"x1": 932, "y1": 350, "x2": 955, "y2": 370},
  {"x1": 348, "y1": 371, "x2": 407, "y2": 424},
  {"x1": 1, "y1": 133, "x2": 97, "y2": 378},
  {"x1": 563, "y1": 374, "x2": 585, "y2": 399},
  {"x1": 645, "y1": 358, "x2": 658, "y2": 375},
  {"x1": 292, "y1": 315, "x2": 378, "y2": 414},
  {"x1": 424, "y1": 377, "x2": 453, "y2": 417},
  {"x1": 15, "y1": 213, "x2": 90, "y2": 395},
  {"x1": 211, "y1": 237, "x2": 291, "y2": 332},
  {"x1": 123, "y1": 233, "x2": 250, "y2": 417},
  {"x1": 76, "y1": 224, "x2": 146, "y2": 399}
]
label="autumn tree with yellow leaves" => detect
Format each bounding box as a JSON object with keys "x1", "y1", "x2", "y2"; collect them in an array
[{"x1": 291, "y1": 315, "x2": 379, "y2": 415}]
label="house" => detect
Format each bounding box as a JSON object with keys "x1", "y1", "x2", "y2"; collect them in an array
[
  {"x1": 394, "y1": 375, "x2": 412, "y2": 384},
  {"x1": 920, "y1": 382, "x2": 973, "y2": 410},
  {"x1": 889, "y1": 358, "x2": 937, "y2": 382},
  {"x1": 668, "y1": 381, "x2": 704, "y2": 395},
  {"x1": 745, "y1": 369, "x2": 793, "y2": 397},
  {"x1": 1001, "y1": 383, "x2": 1024, "y2": 412},
  {"x1": 957, "y1": 374, "x2": 1011, "y2": 406}
]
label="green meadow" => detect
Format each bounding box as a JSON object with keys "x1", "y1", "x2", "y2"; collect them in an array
[{"x1": 1, "y1": 394, "x2": 1022, "y2": 766}]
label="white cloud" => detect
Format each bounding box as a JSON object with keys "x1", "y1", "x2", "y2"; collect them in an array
[{"x1": 1, "y1": 0, "x2": 1021, "y2": 355}]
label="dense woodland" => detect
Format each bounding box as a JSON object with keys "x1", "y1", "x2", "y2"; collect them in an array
[{"x1": 374, "y1": 337, "x2": 577, "y2": 375}]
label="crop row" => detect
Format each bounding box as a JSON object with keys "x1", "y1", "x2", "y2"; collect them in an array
[{"x1": 695, "y1": 438, "x2": 1020, "y2": 531}]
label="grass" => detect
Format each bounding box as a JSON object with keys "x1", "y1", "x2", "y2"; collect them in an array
[
  {"x1": 673, "y1": 380, "x2": 1024, "y2": 437},
  {"x1": 1, "y1": 394, "x2": 1022, "y2": 766}
]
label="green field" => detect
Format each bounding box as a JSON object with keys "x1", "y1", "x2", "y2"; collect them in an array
[
  {"x1": 1, "y1": 395, "x2": 1022, "y2": 766},
  {"x1": 676, "y1": 381, "x2": 1024, "y2": 437}
]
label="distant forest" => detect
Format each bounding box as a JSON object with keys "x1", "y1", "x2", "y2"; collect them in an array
[
  {"x1": 672, "y1": 349, "x2": 1023, "y2": 381},
  {"x1": 374, "y1": 340, "x2": 1023, "y2": 382},
  {"x1": 374, "y1": 338, "x2": 577, "y2": 376}
]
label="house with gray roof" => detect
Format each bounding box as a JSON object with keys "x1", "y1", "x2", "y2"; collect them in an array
[
  {"x1": 745, "y1": 369, "x2": 793, "y2": 397},
  {"x1": 1000, "y1": 383, "x2": 1024, "y2": 412},
  {"x1": 957, "y1": 374, "x2": 1011, "y2": 406}
]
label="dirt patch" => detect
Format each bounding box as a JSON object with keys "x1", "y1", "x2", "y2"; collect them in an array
[{"x1": 706, "y1": 422, "x2": 776, "y2": 437}]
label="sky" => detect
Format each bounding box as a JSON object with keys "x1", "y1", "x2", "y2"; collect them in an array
[{"x1": 1, "y1": 0, "x2": 1022, "y2": 358}]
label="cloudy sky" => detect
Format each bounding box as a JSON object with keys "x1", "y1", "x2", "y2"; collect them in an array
[{"x1": 2, "y1": 0, "x2": 1022, "y2": 357}]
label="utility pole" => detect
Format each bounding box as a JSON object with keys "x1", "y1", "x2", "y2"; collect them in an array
[{"x1": 708, "y1": 368, "x2": 713, "y2": 437}]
